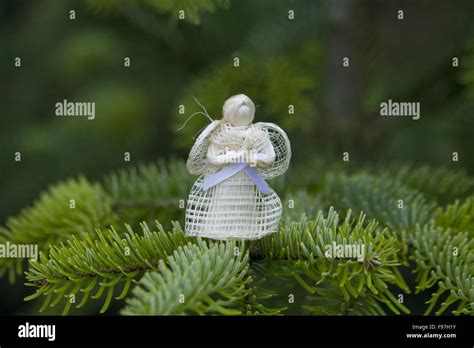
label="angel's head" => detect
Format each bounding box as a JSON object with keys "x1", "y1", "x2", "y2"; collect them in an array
[{"x1": 222, "y1": 94, "x2": 255, "y2": 126}]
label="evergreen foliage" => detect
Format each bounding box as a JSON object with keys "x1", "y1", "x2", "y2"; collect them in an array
[
  {"x1": 1, "y1": 159, "x2": 470, "y2": 316},
  {"x1": 0, "y1": 177, "x2": 116, "y2": 282},
  {"x1": 122, "y1": 240, "x2": 249, "y2": 315},
  {"x1": 2, "y1": 0, "x2": 474, "y2": 318},
  {"x1": 24, "y1": 221, "x2": 188, "y2": 315},
  {"x1": 413, "y1": 224, "x2": 473, "y2": 315}
]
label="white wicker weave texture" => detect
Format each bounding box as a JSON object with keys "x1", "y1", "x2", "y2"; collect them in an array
[{"x1": 185, "y1": 94, "x2": 291, "y2": 240}]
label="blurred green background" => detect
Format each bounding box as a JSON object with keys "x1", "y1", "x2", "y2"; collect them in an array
[{"x1": 0, "y1": 0, "x2": 473, "y2": 314}]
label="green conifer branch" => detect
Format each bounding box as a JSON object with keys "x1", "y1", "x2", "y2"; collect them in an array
[
  {"x1": 254, "y1": 209, "x2": 410, "y2": 315},
  {"x1": 0, "y1": 176, "x2": 116, "y2": 282},
  {"x1": 434, "y1": 196, "x2": 474, "y2": 237},
  {"x1": 103, "y1": 159, "x2": 192, "y2": 224},
  {"x1": 304, "y1": 286, "x2": 393, "y2": 315},
  {"x1": 242, "y1": 274, "x2": 287, "y2": 315},
  {"x1": 4, "y1": 159, "x2": 472, "y2": 316},
  {"x1": 24, "y1": 221, "x2": 189, "y2": 314},
  {"x1": 412, "y1": 223, "x2": 473, "y2": 315},
  {"x1": 320, "y1": 173, "x2": 435, "y2": 257},
  {"x1": 390, "y1": 165, "x2": 474, "y2": 205},
  {"x1": 104, "y1": 159, "x2": 192, "y2": 203},
  {"x1": 122, "y1": 240, "x2": 249, "y2": 315},
  {"x1": 1, "y1": 160, "x2": 193, "y2": 282}
]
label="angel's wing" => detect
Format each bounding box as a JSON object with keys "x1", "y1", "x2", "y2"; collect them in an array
[
  {"x1": 186, "y1": 120, "x2": 221, "y2": 175},
  {"x1": 254, "y1": 122, "x2": 291, "y2": 179}
]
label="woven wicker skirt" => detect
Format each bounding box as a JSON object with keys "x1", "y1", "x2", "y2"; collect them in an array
[{"x1": 185, "y1": 171, "x2": 282, "y2": 240}]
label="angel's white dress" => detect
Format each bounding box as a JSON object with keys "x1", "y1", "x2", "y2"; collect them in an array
[{"x1": 185, "y1": 121, "x2": 291, "y2": 240}]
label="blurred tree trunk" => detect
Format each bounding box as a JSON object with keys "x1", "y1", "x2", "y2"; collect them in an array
[{"x1": 324, "y1": 0, "x2": 366, "y2": 150}]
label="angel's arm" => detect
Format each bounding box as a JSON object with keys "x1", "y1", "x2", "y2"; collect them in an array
[
  {"x1": 187, "y1": 149, "x2": 207, "y2": 175},
  {"x1": 251, "y1": 131, "x2": 275, "y2": 167},
  {"x1": 207, "y1": 142, "x2": 241, "y2": 166},
  {"x1": 186, "y1": 121, "x2": 221, "y2": 175},
  {"x1": 252, "y1": 122, "x2": 291, "y2": 178}
]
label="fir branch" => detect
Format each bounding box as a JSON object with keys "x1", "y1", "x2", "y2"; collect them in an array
[
  {"x1": 1, "y1": 160, "x2": 194, "y2": 283},
  {"x1": 103, "y1": 159, "x2": 192, "y2": 202},
  {"x1": 320, "y1": 173, "x2": 435, "y2": 248},
  {"x1": 8, "y1": 159, "x2": 473, "y2": 316},
  {"x1": 24, "y1": 221, "x2": 189, "y2": 315},
  {"x1": 256, "y1": 209, "x2": 410, "y2": 315},
  {"x1": 391, "y1": 165, "x2": 474, "y2": 205},
  {"x1": 434, "y1": 196, "x2": 474, "y2": 237},
  {"x1": 103, "y1": 159, "x2": 192, "y2": 225},
  {"x1": 281, "y1": 190, "x2": 325, "y2": 221},
  {"x1": 121, "y1": 240, "x2": 249, "y2": 315},
  {"x1": 243, "y1": 279, "x2": 286, "y2": 315},
  {"x1": 412, "y1": 223, "x2": 473, "y2": 315},
  {"x1": 0, "y1": 176, "x2": 116, "y2": 282},
  {"x1": 112, "y1": 198, "x2": 181, "y2": 210},
  {"x1": 304, "y1": 286, "x2": 390, "y2": 315}
]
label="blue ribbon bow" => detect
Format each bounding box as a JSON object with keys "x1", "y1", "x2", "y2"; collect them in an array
[{"x1": 202, "y1": 163, "x2": 272, "y2": 195}]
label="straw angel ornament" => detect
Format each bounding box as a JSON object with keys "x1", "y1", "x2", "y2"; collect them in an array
[{"x1": 185, "y1": 94, "x2": 291, "y2": 240}]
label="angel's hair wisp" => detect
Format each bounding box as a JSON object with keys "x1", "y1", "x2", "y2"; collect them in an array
[{"x1": 177, "y1": 97, "x2": 214, "y2": 131}]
